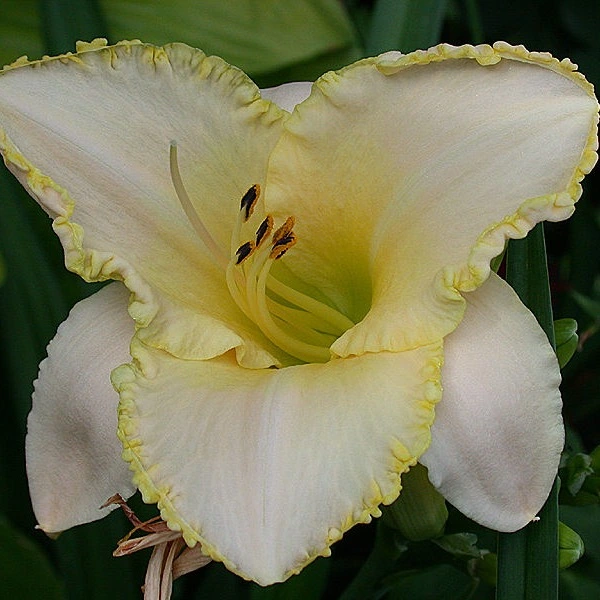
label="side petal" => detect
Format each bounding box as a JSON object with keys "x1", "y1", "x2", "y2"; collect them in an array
[
  {"x1": 0, "y1": 40, "x2": 288, "y2": 366},
  {"x1": 26, "y1": 283, "x2": 136, "y2": 534},
  {"x1": 420, "y1": 273, "x2": 564, "y2": 531},
  {"x1": 263, "y1": 43, "x2": 598, "y2": 353},
  {"x1": 112, "y1": 342, "x2": 443, "y2": 585},
  {"x1": 261, "y1": 82, "x2": 312, "y2": 112}
]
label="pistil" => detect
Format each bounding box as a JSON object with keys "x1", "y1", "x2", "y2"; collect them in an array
[{"x1": 169, "y1": 142, "x2": 229, "y2": 269}]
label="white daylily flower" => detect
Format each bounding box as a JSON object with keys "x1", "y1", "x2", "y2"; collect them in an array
[{"x1": 0, "y1": 40, "x2": 597, "y2": 587}]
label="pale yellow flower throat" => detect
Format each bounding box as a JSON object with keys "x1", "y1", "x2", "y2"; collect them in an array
[{"x1": 169, "y1": 143, "x2": 354, "y2": 364}]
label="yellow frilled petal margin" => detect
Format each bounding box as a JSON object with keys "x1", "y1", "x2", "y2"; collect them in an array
[
  {"x1": 263, "y1": 42, "x2": 599, "y2": 357},
  {"x1": 113, "y1": 340, "x2": 443, "y2": 585}
]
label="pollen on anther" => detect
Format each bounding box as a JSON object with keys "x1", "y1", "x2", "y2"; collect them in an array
[
  {"x1": 240, "y1": 184, "x2": 260, "y2": 222},
  {"x1": 272, "y1": 216, "x2": 295, "y2": 245},
  {"x1": 270, "y1": 232, "x2": 297, "y2": 260},
  {"x1": 235, "y1": 241, "x2": 255, "y2": 264},
  {"x1": 255, "y1": 216, "x2": 274, "y2": 247}
]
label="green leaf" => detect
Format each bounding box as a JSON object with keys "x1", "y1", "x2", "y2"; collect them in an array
[
  {"x1": 571, "y1": 290, "x2": 600, "y2": 321},
  {"x1": 559, "y1": 504, "x2": 600, "y2": 599},
  {"x1": 339, "y1": 524, "x2": 407, "y2": 600},
  {"x1": 464, "y1": 0, "x2": 485, "y2": 43},
  {"x1": 559, "y1": 449, "x2": 600, "y2": 505},
  {"x1": 249, "y1": 557, "x2": 330, "y2": 600},
  {"x1": 54, "y1": 510, "x2": 143, "y2": 600},
  {"x1": 384, "y1": 564, "x2": 478, "y2": 600},
  {"x1": 0, "y1": 515, "x2": 63, "y2": 600},
  {"x1": 432, "y1": 533, "x2": 484, "y2": 559},
  {"x1": 0, "y1": 0, "x2": 44, "y2": 68},
  {"x1": 498, "y1": 225, "x2": 559, "y2": 599},
  {"x1": 558, "y1": 522, "x2": 584, "y2": 570},
  {"x1": 473, "y1": 552, "x2": 497, "y2": 587},
  {"x1": 40, "y1": 0, "x2": 108, "y2": 55},
  {"x1": 554, "y1": 318, "x2": 579, "y2": 368},
  {"x1": 564, "y1": 454, "x2": 594, "y2": 496},
  {"x1": 365, "y1": 0, "x2": 449, "y2": 54},
  {"x1": 0, "y1": 171, "x2": 71, "y2": 431},
  {"x1": 3, "y1": 0, "x2": 359, "y2": 81},
  {"x1": 104, "y1": 0, "x2": 360, "y2": 78},
  {"x1": 0, "y1": 169, "x2": 76, "y2": 529},
  {"x1": 505, "y1": 225, "x2": 555, "y2": 345},
  {"x1": 187, "y1": 563, "x2": 247, "y2": 599}
]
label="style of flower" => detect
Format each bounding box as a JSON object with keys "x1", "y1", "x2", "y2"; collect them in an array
[{"x1": 0, "y1": 39, "x2": 597, "y2": 588}]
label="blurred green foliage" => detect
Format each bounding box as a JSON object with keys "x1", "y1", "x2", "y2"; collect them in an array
[{"x1": 1, "y1": 1, "x2": 599, "y2": 598}]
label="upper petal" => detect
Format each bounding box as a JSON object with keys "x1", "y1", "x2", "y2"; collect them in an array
[
  {"x1": 26, "y1": 283, "x2": 136, "y2": 534},
  {"x1": 263, "y1": 43, "x2": 598, "y2": 355},
  {"x1": 112, "y1": 341, "x2": 442, "y2": 585},
  {"x1": 420, "y1": 273, "x2": 564, "y2": 531},
  {"x1": 0, "y1": 40, "x2": 288, "y2": 366}
]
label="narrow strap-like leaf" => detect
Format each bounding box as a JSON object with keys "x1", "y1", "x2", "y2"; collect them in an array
[
  {"x1": 39, "y1": 0, "x2": 108, "y2": 55},
  {"x1": 498, "y1": 224, "x2": 559, "y2": 600},
  {"x1": 365, "y1": 0, "x2": 448, "y2": 55}
]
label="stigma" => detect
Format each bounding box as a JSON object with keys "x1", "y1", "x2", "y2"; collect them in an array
[{"x1": 169, "y1": 142, "x2": 354, "y2": 364}]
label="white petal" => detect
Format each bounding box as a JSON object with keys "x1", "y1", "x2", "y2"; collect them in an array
[
  {"x1": 26, "y1": 283, "x2": 136, "y2": 533},
  {"x1": 420, "y1": 273, "x2": 564, "y2": 531},
  {"x1": 113, "y1": 341, "x2": 443, "y2": 585},
  {"x1": 261, "y1": 82, "x2": 312, "y2": 112},
  {"x1": 0, "y1": 41, "x2": 288, "y2": 366}
]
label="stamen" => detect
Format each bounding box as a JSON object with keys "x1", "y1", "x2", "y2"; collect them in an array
[
  {"x1": 220, "y1": 183, "x2": 355, "y2": 364},
  {"x1": 270, "y1": 232, "x2": 297, "y2": 260},
  {"x1": 269, "y1": 216, "x2": 297, "y2": 259},
  {"x1": 169, "y1": 142, "x2": 228, "y2": 269},
  {"x1": 240, "y1": 184, "x2": 260, "y2": 221},
  {"x1": 235, "y1": 241, "x2": 255, "y2": 264},
  {"x1": 255, "y1": 216, "x2": 273, "y2": 247},
  {"x1": 272, "y1": 216, "x2": 295, "y2": 245},
  {"x1": 253, "y1": 256, "x2": 331, "y2": 362},
  {"x1": 232, "y1": 218, "x2": 331, "y2": 362},
  {"x1": 267, "y1": 300, "x2": 337, "y2": 345},
  {"x1": 231, "y1": 183, "x2": 262, "y2": 257},
  {"x1": 266, "y1": 276, "x2": 355, "y2": 334}
]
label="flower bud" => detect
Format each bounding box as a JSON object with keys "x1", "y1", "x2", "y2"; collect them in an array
[
  {"x1": 383, "y1": 463, "x2": 448, "y2": 541},
  {"x1": 559, "y1": 522, "x2": 584, "y2": 570}
]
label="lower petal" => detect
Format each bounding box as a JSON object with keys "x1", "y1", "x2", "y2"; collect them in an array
[
  {"x1": 113, "y1": 341, "x2": 443, "y2": 585},
  {"x1": 420, "y1": 273, "x2": 564, "y2": 531},
  {"x1": 26, "y1": 283, "x2": 136, "y2": 534}
]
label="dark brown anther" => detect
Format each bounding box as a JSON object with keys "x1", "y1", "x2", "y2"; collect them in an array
[
  {"x1": 235, "y1": 241, "x2": 255, "y2": 264},
  {"x1": 272, "y1": 216, "x2": 295, "y2": 245},
  {"x1": 255, "y1": 215, "x2": 274, "y2": 247},
  {"x1": 270, "y1": 232, "x2": 297, "y2": 260},
  {"x1": 240, "y1": 184, "x2": 260, "y2": 222}
]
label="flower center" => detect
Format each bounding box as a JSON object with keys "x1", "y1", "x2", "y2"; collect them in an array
[{"x1": 169, "y1": 143, "x2": 355, "y2": 364}]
